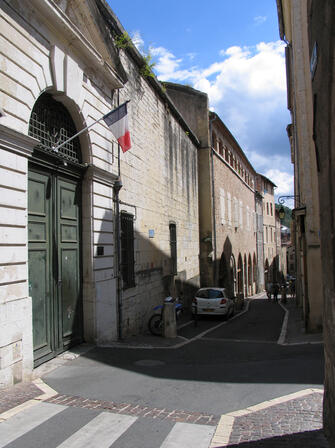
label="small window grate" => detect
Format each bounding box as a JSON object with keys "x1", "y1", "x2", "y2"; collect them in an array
[
  {"x1": 121, "y1": 212, "x2": 135, "y2": 289},
  {"x1": 29, "y1": 93, "x2": 81, "y2": 163}
]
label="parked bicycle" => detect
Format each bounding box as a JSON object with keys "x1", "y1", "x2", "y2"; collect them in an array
[{"x1": 148, "y1": 296, "x2": 183, "y2": 336}]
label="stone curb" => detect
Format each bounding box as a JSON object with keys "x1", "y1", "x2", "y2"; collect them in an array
[{"x1": 0, "y1": 379, "x2": 58, "y2": 422}]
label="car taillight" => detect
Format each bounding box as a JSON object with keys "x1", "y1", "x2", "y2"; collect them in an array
[{"x1": 220, "y1": 298, "x2": 227, "y2": 304}]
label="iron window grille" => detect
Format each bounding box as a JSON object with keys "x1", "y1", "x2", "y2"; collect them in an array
[
  {"x1": 169, "y1": 223, "x2": 177, "y2": 275},
  {"x1": 29, "y1": 93, "x2": 81, "y2": 164},
  {"x1": 121, "y1": 212, "x2": 135, "y2": 289}
]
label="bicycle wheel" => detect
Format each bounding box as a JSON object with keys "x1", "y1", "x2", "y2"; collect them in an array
[{"x1": 148, "y1": 314, "x2": 163, "y2": 336}]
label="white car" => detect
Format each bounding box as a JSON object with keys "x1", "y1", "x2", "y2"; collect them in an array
[{"x1": 192, "y1": 287, "x2": 234, "y2": 317}]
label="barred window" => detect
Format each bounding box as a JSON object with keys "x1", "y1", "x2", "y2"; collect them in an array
[
  {"x1": 29, "y1": 93, "x2": 81, "y2": 163},
  {"x1": 169, "y1": 223, "x2": 177, "y2": 275},
  {"x1": 121, "y1": 212, "x2": 135, "y2": 289}
]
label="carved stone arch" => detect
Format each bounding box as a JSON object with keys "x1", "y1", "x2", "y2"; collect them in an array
[
  {"x1": 237, "y1": 254, "x2": 243, "y2": 295},
  {"x1": 230, "y1": 255, "x2": 237, "y2": 297},
  {"x1": 27, "y1": 91, "x2": 93, "y2": 366},
  {"x1": 248, "y1": 253, "x2": 252, "y2": 295},
  {"x1": 253, "y1": 253, "x2": 257, "y2": 284}
]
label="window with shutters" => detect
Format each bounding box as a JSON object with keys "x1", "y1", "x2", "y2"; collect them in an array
[
  {"x1": 234, "y1": 197, "x2": 239, "y2": 227},
  {"x1": 227, "y1": 192, "x2": 232, "y2": 226},
  {"x1": 239, "y1": 200, "x2": 243, "y2": 228},
  {"x1": 121, "y1": 212, "x2": 135, "y2": 289},
  {"x1": 169, "y1": 223, "x2": 177, "y2": 275},
  {"x1": 220, "y1": 188, "x2": 226, "y2": 224}
]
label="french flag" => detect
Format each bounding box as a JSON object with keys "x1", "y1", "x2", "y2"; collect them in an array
[{"x1": 103, "y1": 101, "x2": 131, "y2": 153}]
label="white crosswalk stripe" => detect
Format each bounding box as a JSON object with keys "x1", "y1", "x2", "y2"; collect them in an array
[
  {"x1": 0, "y1": 402, "x2": 216, "y2": 448},
  {"x1": 160, "y1": 422, "x2": 215, "y2": 448},
  {"x1": 0, "y1": 402, "x2": 66, "y2": 448},
  {"x1": 56, "y1": 412, "x2": 137, "y2": 448}
]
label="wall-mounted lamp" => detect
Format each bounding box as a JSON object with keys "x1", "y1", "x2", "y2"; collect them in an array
[{"x1": 277, "y1": 195, "x2": 300, "y2": 220}]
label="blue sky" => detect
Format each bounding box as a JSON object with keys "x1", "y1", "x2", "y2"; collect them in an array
[{"x1": 108, "y1": 0, "x2": 293, "y2": 200}]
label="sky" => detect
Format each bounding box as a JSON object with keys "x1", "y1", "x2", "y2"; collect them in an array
[{"x1": 108, "y1": 0, "x2": 293, "y2": 201}]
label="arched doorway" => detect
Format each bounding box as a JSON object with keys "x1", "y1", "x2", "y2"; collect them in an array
[
  {"x1": 230, "y1": 255, "x2": 237, "y2": 297},
  {"x1": 243, "y1": 255, "x2": 248, "y2": 297},
  {"x1": 248, "y1": 254, "x2": 252, "y2": 295},
  {"x1": 264, "y1": 259, "x2": 269, "y2": 287},
  {"x1": 253, "y1": 253, "x2": 257, "y2": 291},
  {"x1": 219, "y1": 253, "x2": 228, "y2": 287},
  {"x1": 28, "y1": 93, "x2": 85, "y2": 366},
  {"x1": 237, "y1": 254, "x2": 243, "y2": 295}
]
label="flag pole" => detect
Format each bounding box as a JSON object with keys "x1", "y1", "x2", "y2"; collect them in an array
[
  {"x1": 52, "y1": 116, "x2": 104, "y2": 152},
  {"x1": 51, "y1": 100, "x2": 130, "y2": 153}
]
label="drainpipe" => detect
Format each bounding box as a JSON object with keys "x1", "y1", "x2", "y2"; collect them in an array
[
  {"x1": 113, "y1": 178, "x2": 123, "y2": 340},
  {"x1": 209, "y1": 116, "x2": 217, "y2": 284}
]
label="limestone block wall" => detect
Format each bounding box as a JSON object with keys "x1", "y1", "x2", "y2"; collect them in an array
[
  {"x1": 0, "y1": 127, "x2": 37, "y2": 387},
  {"x1": 113, "y1": 50, "x2": 200, "y2": 336},
  {"x1": 0, "y1": 0, "x2": 201, "y2": 364}
]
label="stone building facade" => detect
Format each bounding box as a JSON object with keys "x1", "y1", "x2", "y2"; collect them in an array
[
  {"x1": 210, "y1": 113, "x2": 258, "y2": 299},
  {"x1": 0, "y1": 0, "x2": 200, "y2": 387},
  {"x1": 306, "y1": 0, "x2": 335, "y2": 443},
  {"x1": 277, "y1": 0, "x2": 322, "y2": 333},
  {"x1": 255, "y1": 175, "x2": 279, "y2": 286},
  {"x1": 165, "y1": 82, "x2": 259, "y2": 299},
  {"x1": 277, "y1": 0, "x2": 334, "y2": 443}
]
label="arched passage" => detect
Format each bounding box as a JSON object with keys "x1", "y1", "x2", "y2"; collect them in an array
[
  {"x1": 265, "y1": 259, "x2": 270, "y2": 287},
  {"x1": 230, "y1": 255, "x2": 237, "y2": 297},
  {"x1": 253, "y1": 253, "x2": 257, "y2": 290},
  {"x1": 28, "y1": 92, "x2": 86, "y2": 366},
  {"x1": 237, "y1": 254, "x2": 243, "y2": 295},
  {"x1": 248, "y1": 254, "x2": 252, "y2": 295}
]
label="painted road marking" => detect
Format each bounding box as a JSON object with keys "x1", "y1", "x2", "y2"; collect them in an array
[
  {"x1": 56, "y1": 412, "x2": 137, "y2": 448},
  {"x1": 160, "y1": 422, "x2": 215, "y2": 448},
  {"x1": 0, "y1": 402, "x2": 66, "y2": 447}
]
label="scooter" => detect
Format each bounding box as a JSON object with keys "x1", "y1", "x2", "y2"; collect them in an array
[{"x1": 148, "y1": 296, "x2": 183, "y2": 336}]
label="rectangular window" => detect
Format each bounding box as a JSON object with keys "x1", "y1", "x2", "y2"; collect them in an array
[
  {"x1": 220, "y1": 188, "x2": 225, "y2": 224},
  {"x1": 227, "y1": 192, "x2": 232, "y2": 225},
  {"x1": 234, "y1": 197, "x2": 239, "y2": 227},
  {"x1": 169, "y1": 223, "x2": 177, "y2": 275},
  {"x1": 121, "y1": 212, "x2": 135, "y2": 289},
  {"x1": 239, "y1": 200, "x2": 243, "y2": 228}
]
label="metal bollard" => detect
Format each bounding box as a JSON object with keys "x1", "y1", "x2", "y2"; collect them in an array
[{"x1": 163, "y1": 302, "x2": 177, "y2": 338}]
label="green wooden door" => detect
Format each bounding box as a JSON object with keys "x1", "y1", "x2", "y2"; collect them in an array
[{"x1": 28, "y1": 167, "x2": 82, "y2": 366}]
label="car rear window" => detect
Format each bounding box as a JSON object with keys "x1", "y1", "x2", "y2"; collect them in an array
[
  {"x1": 196, "y1": 289, "x2": 225, "y2": 299},
  {"x1": 208, "y1": 289, "x2": 224, "y2": 298},
  {"x1": 196, "y1": 289, "x2": 209, "y2": 298}
]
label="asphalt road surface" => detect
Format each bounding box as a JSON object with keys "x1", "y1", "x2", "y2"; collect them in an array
[{"x1": 2, "y1": 297, "x2": 324, "y2": 447}]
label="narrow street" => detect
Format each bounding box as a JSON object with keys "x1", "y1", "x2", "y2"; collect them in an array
[{"x1": 0, "y1": 294, "x2": 326, "y2": 447}]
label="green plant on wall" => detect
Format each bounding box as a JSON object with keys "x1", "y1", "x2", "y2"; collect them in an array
[
  {"x1": 140, "y1": 53, "x2": 156, "y2": 78},
  {"x1": 114, "y1": 32, "x2": 132, "y2": 49}
]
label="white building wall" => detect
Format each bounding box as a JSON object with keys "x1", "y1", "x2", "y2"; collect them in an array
[{"x1": 0, "y1": 0, "x2": 200, "y2": 384}]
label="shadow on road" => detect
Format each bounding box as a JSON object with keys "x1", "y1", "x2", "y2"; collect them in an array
[{"x1": 224, "y1": 429, "x2": 328, "y2": 447}]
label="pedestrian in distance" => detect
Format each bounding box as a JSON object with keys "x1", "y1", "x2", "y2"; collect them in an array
[
  {"x1": 281, "y1": 283, "x2": 287, "y2": 303},
  {"x1": 273, "y1": 283, "x2": 279, "y2": 302}
]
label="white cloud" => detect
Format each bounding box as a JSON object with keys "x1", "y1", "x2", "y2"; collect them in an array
[
  {"x1": 254, "y1": 16, "x2": 267, "y2": 26},
  {"x1": 150, "y1": 46, "x2": 183, "y2": 80},
  {"x1": 148, "y1": 39, "x2": 292, "y2": 196},
  {"x1": 131, "y1": 30, "x2": 144, "y2": 52},
  {"x1": 265, "y1": 169, "x2": 294, "y2": 198}
]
